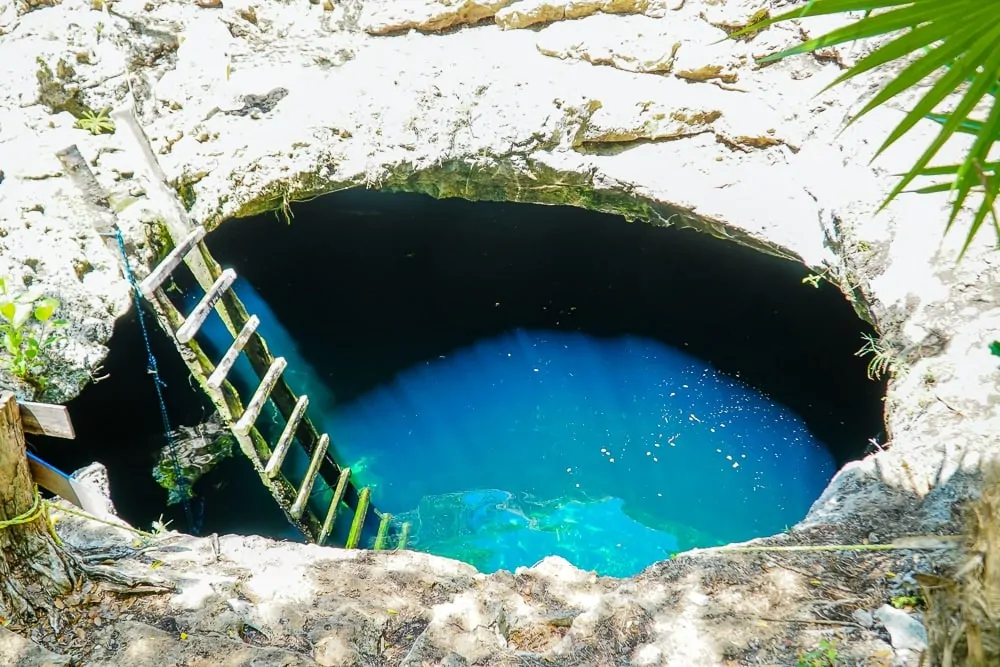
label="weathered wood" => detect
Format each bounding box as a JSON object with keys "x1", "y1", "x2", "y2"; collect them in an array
[
  {"x1": 397, "y1": 522, "x2": 411, "y2": 550},
  {"x1": 54, "y1": 144, "x2": 123, "y2": 256},
  {"x1": 138, "y1": 226, "x2": 207, "y2": 299},
  {"x1": 233, "y1": 356, "x2": 288, "y2": 438},
  {"x1": 264, "y1": 394, "x2": 308, "y2": 479},
  {"x1": 208, "y1": 314, "x2": 260, "y2": 390},
  {"x1": 53, "y1": 131, "x2": 344, "y2": 545},
  {"x1": 103, "y1": 109, "x2": 371, "y2": 544},
  {"x1": 0, "y1": 392, "x2": 79, "y2": 621},
  {"x1": 318, "y1": 467, "x2": 351, "y2": 546},
  {"x1": 346, "y1": 488, "x2": 371, "y2": 549},
  {"x1": 25, "y1": 452, "x2": 109, "y2": 517},
  {"x1": 19, "y1": 402, "x2": 74, "y2": 439},
  {"x1": 110, "y1": 107, "x2": 221, "y2": 315},
  {"x1": 290, "y1": 433, "x2": 329, "y2": 520},
  {"x1": 212, "y1": 285, "x2": 358, "y2": 506},
  {"x1": 175, "y1": 268, "x2": 237, "y2": 344},
  {"x1": 374, "y1": 512, "x2": 392, "y2": 551},
  {"x1": 150, "y1": 289, "x2": 323, "y2": 540}
]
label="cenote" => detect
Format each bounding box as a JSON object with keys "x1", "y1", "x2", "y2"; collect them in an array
[{"x1": 30, "y1": 190, "x2": 886, "y2": 578}]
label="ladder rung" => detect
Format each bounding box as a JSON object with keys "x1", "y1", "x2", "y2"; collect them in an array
[
  {"x1": 264, "y1": 394, "x2": 309, "y2": 478},
  {"x1": 138, "y1": 226, "x2": 207, "y2": 299},
  {"x1": 233, "y1": 356, "x2": 287, "y2": 437},
  {"x1": 207, "y1": 315, "x2": 260, "y2": 390},
  {"x1": 318, "y1": 467, "x2": 351, "y2": 546},
  {"x1": 374, "y1": 513, "x2": 392, "y2": 550},
  {"x1": 175, "y1": 268, "x2": 236, "y2": 344},
  {"x1": 397, "y1": 522, "x2": 411, "y2": 550},
  {"x1": 290, "y1": 433, "x2": 329, "y2": 520},
  {"x1": 345, "y1": 488, "x2": 371, "y2": 549}
]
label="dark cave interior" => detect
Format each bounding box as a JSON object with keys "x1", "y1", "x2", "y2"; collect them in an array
[{"x1": 30, "y1": 189, "x2": 887, "y2": 539}]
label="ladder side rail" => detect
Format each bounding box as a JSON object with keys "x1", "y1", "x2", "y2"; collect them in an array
[
  {"x1": 150, "y1": 287, "x2": 328, "y2": 542},
  {"x1": 109, "y1": 107, "x2": 373, "y2": 533},
  {"x1": 55, "y1": 137, "x2": 332, "y2": 544}
]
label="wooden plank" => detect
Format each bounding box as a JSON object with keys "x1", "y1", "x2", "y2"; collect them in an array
[
  {"x1": 54, "y1": 145, "x2": 121, "y2": 257},
  {"x1": 264, "y1": 394, "x2": 309, "y2": 479},
  {"x1": 374, "y1": 512, "x2": 392, "y2": 551},
  {"x1": 234, "y1": 356, "x2": 288, "y2": 437},
  {"x1": 151, "y1": 288, "x2": 324, "y2": 541},
  {"x1": 26, "y1": 452, "x2": 110, "y2": 517},
  {"x1": 318, "y1": 467, "x2": 351, "y2": 546},
  {"x1": 19, "y1": 402, "x2": 75, "y2": 439},
  {"x1": 209, "y1": 285, "x2": 359, "y2": 508},
  {"x1": 175, "y1": 268, "x2": 237, "y2": 344},
  {"x1": 207, "y1": 314, "x2": 260, "y2": 390},
  {"x1": 110, "y1": 107, "x2": 221, "y2": 310},
  {"x1": 397, "y1": 522, "x2": 411, "y2": 550},
  {"x1": 345, "y1": 487, "x2": 371, "y2": 549},
  {"x1": 290, "y1": 433, "x2": 329, "y2": 520},
  {"x1": 138, "y1": 226, "x2": 207, "y2": 299}
]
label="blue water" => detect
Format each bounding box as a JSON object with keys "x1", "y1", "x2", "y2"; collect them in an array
[{"x1": 190, "y1": 278, "x2": 836, "y2": 577}]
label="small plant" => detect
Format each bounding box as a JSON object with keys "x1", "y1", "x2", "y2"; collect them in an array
[
  {"x1": 890, "y1": 594, "x2": 925, "y2": 610},
  {"x1": 76, "y1": 107, "x2": 115, "y2": 135},
  {"x1": 797, "y1": 638, "x2": 839, "y2": 667},
  {"x1": 855, "y1": 333, "x2": 894, "y2": 381},
  {"x1": 0, "y1": 278, "x2": 67, "y2": 392}
]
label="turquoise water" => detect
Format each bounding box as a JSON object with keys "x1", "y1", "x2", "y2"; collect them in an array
[{"x1": 192, "y1": 278, "x2": 836, "y2": 577}]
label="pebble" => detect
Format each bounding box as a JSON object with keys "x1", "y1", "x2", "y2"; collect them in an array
[{"x1": 874, "y1": 604, "x2": 927, "y2": 651}]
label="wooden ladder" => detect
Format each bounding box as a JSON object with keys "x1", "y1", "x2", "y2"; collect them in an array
[
  {"x1": 135, "y1": 225, "x2": 385, "y2": 546},
  {"x1": 52, "y1": 109, "x2": 406, "y2": 549}
]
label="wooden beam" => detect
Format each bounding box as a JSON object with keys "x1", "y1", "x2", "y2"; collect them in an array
[
  {"x1": 175, "y1": 268, "x2": 237, "y2": 344},
  {"x1": 264, "y1": 394, "x2": 308, "y2": 479},
  {"x1": 207, "y1": 314, "x2": 260, "y2": 391},
  {"x1": 397, "y1": 522, "x2": 411, "y2": 550},
  {"x1": 138, "y1": 226, "x2": 207, "y2": 299},
  {"x1": 54, "y1": 145, "x2": 121, "y2": 257},
  {"x1": 374, "y1": 512, "x2": 392, "y2": 551},
  {"x1": 19, "y1": 402, "x2": 75, "y2": 439},
  {"x1": 318, "y1": 467, "x2": 351, "y2": 546},
  {"x1": 290, "y1": 433, "x2": 329, "y2": 520},
  {"x1": 345, "y1": 487, "x2": 371, "y2": 549},
  {"x1": 26, "y1": 452, "x2": 110, "y2": 518},
  {"x1": 234, "y1": 356, "x2": 287, "y2": 437}
]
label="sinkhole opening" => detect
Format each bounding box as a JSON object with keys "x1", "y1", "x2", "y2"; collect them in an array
[{"x1": 34, "y1": 189, "x2": 886, "y2": 577}]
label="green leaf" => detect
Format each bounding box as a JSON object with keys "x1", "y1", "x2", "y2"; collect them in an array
[
  {"x1": 33, "y1": 297, "x2": 59, "y2": 323},
  {"x1": 733, "y1": 0, "x2": 1000, "y2": 254},
  {"x1": 11, "y1": 303, "x2": 32, "y2": 329},
  {"x1": 0, "y1": 302, "x2": 13, "y2": 323},
  {"x1": 2, "y1": 332, "x2": 16, "y2": 356},
  {"x1": 760, "y1": 3, "x2": 969, "y2": 65},
  {"x1": 990, "y1": 341, "x2": 1000, "y2": 357}
]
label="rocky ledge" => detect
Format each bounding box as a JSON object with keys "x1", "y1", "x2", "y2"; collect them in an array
[{"x1": 0, "y1": 0, "x2": 997, "y2": 664}]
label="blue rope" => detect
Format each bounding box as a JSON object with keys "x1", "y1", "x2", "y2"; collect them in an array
[{"x1": 113, "y1": 228, "x2": 197, "y2": 534}]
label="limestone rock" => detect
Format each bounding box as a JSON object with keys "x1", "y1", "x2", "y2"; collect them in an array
[
  {"x1": 874, "y1": 604, "x2": 929, "y2": 652},
  {"x1": 535, "y1": 13, "x2": 739, "y2": 82},
  {"x1": 496, "y1": 0, "x2": 672, "y2": 30},
  {"x1": 0, "y1": 626, "x2": 71, "y2": 667},
  {"x1": 361, "y1": 0, "x2": 517, "y2": 35}
]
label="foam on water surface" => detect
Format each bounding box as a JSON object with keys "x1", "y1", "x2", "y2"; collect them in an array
[{"x1": 194, "y1": 279, "x2": 836, "y2": 577}]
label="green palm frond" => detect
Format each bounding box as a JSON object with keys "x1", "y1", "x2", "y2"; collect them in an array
[{"x1": 733, "y1": 0, "x2": 1000, "y2": 258}]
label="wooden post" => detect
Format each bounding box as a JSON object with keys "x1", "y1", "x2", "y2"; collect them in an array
[{"x1": 0, "y1": 393, "x2": 79, "y2": 623}]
